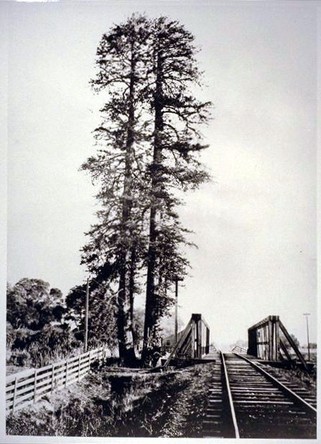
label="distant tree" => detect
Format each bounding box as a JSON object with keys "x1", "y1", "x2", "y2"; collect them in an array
[
  {"x1": 7, "y1": 278, "x2": 64, "y2": 330},
  {"x1": 65, "y1": 284, "x2": 87, "y2": 326},
  {"x1": 65, "y1": 283, "x2": 118, "y2": 350},
  {"x1": 159, "y1": 312, "x2": 185, "y2": 339},
  {"x1": 6, "y1": 278, "x2": 75, "y2": 367},
  {"x1": 283, "y1": 333, "x2": 300, "y2": 350},
  {"x1": 291, "y1": 334, "x2": 300, "y2": 349},
  {"x1": 132, "y1": 307, "x2": 145, "y2": 348}
]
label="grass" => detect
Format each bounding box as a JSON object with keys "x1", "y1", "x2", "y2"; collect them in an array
[{"x1": 6, "y1": 363, "x2": 215, "y2": 437}]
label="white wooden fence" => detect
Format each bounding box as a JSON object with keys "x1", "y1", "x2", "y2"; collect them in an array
[{"x1": 6, "y1": 347, "x2": 107, "y2": 414}]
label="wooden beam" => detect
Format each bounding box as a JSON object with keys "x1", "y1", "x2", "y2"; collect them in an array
[
  {"x1": 248, "y1": 315, "x2": 279, "y2": 332},
  {"x1": 279, "y1": 320, "x2": 308, "y2": 371}
]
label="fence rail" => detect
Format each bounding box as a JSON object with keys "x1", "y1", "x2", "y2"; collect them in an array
[{"x1": 6, "y1": 347, "x2": 106, "y2": 414}]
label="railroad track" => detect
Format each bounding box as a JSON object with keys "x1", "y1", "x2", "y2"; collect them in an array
[{"x1": 203, "y1": 352, "x2": 316, "y2": 439}]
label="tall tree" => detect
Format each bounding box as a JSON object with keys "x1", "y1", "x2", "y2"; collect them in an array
[
  {"x1": 82, "y1": 15, "x2": 211, "y2": 366},
  {"x1": 141, "y1": 17, "x2": 211, "y2": 364},
  {"x1": 81, "y1": 14, "x2": 150, "y2": 365}
]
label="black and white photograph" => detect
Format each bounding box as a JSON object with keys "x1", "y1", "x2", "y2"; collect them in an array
[{"x1": 1, "y1": 0, "x2": 318, "y2": 441}]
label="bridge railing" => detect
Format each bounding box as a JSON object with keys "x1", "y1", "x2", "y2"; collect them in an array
[
  {"x1": 231, "y1": 345, "x2": 247, "y2": 354},
  {"x1": 6, "y1": 347, "x2": 107, "y2": 414}
]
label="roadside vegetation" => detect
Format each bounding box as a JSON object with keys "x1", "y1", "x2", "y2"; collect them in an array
[
  {"x1": 6, "y1": 363, "x2": 214, "y2": 437},
  {"x1": 6, "y1": 277, "x2": 119, "y2": 372}
]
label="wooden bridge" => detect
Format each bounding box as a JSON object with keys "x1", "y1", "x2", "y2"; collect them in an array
[
  {"x1": 162, "y1": 313, "x2": 312, "y2": 372},
  {"x1": 162, "y1": 313, "x2": 211, "y2": 367},
  {"x1": 247, "y1": 315, "x2": 311, "y2": 371}
]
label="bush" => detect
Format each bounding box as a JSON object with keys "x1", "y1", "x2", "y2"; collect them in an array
[{"x1": 9, "y1": 350, "x2": 31, "y2": 367}]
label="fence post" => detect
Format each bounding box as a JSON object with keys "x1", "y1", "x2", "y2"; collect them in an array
[
  {"x1": 7, "y1": 349, "x2": 107, "y2": 413},
  {"x1": 51, "y1": 364, "x2": 55, "y2": 393},
  {"x1": 12, "y1": 376, "x2": 18, "y2": 413},
  {"x1": 78, "y1": 355, "x2": 81, "y2": 381},
  {"x1": 33, "y1": 370, "x2": 38, "y2": 403},
  {"x1": 65, "y1": 360, "x2": 68, "y2": 386}
]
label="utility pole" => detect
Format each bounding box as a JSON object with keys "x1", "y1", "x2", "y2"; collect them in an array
[
  {"x1": 174, "y1": 277, "x2": 183, "y2": 344},
  {"x1": 84, "y1": 278, "x2": 89, "y2": 353},
  {"x1": 175, "y1": 279, "x2": 178, "y2": 344},
  {"x1": 303, "y1": 313, "x2": 310, "y2": 361}
]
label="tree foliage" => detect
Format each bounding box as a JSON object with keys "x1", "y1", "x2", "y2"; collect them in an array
[
  {"x1": 6, "y1": 278, "x2": 80, "y2": 368},
  {"x1": 7, "y1": 278, "x2": 64, "y2": 331},
  {"x1": 65, "y1": 283, "x2": 118, "y2": 350}
]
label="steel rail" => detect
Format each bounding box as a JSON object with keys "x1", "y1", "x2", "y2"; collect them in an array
[
  {"x1": 220, "y1": 352, "x2": 240, "y2": 438},
  {"x1": 234, "y1": 353, "x2": 317, "y2": 414}
]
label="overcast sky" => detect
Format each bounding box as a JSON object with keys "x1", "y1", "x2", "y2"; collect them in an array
[{"x1": 4, "y1": 0, "x2": 318, "y2": 347}]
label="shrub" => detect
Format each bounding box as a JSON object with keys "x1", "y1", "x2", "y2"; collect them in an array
[{"x1": 9, "y1": 350, "x2": 31, "y2": 367}]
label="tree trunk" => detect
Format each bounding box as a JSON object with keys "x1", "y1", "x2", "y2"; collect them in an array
[
  {"x1": 142, "y1": 49, "x2": 164, "y2": 366},
  {"x1": 117, "y1": 41, "x2": 137, "y2": 366}
]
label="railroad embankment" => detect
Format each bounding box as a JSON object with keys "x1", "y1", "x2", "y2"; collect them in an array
[{"x1": 6, "y1": 363, "x2": 215, "y2": 437}]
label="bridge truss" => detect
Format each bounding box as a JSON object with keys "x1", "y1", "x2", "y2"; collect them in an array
[
  {"x1": 163, "y1": 313, "x2": 210, "y2": 366},
  {"x1": 247, "y1": 315, "x2": 310, "y2": 371}
]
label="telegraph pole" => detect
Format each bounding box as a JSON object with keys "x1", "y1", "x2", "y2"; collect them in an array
[
  {"x1": 174, "y1": 276, "x2": 183, "y2": 344},
  {"x1": 84, "y1": 278, "x2": 89, "y2": 353},
  {"x1": 303, "y1": 313, "x2": 310, "y2": 361},
  {"x1": 175, "y1": 278, "x2": 178, "y2": 344}
]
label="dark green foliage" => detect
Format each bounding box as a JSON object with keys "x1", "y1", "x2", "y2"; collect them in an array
[
  {"x1": 132, "y1": 308, "x2": 144, "y2": 347},
  {"x1": 6, "y1": 278, "x2": 81, "y2": 368},
  {"x1": 66, "y1": 283, "x2": 118, "y2": 350},
  {"x1": 7, "y1": 278, "x2": 53, "y2": 330}
]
